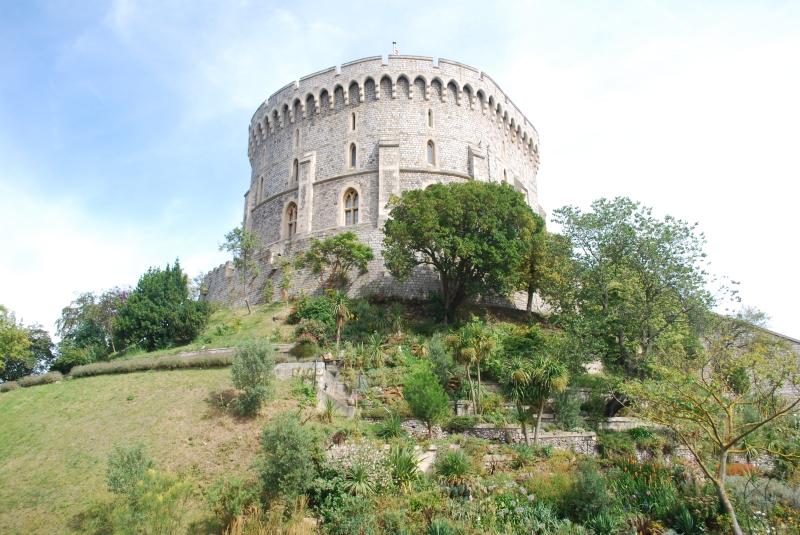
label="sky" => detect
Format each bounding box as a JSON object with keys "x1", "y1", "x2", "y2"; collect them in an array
[{"x1": 1, "y1": 0, "x2": 799, "y2": 338}]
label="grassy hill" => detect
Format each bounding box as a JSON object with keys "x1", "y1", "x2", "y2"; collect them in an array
[{"x1": 0, "y1": 366, "x2": 306, "y2": 534}]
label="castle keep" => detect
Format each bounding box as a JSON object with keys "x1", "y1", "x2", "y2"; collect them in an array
[{"x1": 204, "y1": 55, "x2": 544, "y2": 306}]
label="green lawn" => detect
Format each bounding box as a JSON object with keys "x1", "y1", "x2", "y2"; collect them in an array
[{"x1": 0, "y1": 368, "x2": 300, "y2": 534}]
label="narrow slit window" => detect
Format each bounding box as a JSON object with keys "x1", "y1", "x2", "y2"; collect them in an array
[
  {"x1": 295, "y1": 129, "x2": 299, "y2": 147},
  {"x1": 292, "y1": 159, "x2": 299, "y2": 183},
  {"x1": 427, "y1": 141, "x2": 434, "y2": 165},
  {"x1": 344, "y1": 189, "x2": 359, "y2": 226},
  {"x1": 351, "y1": 112, "x2": 356, "y2": 131},
  {"x1": 350, "y1": 144, "x2": 357, "y2": 168},
  {"x1": 286, "y1": 203, "x2": 298, "y2": 237},
  {"x1": 428, "y1": 109, "x2": 433, "y2": 127}
]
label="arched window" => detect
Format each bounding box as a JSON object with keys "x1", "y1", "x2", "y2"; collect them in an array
[
  {"x1": 428, "y1": 109, "x2": 433, "y2": 127},
  {"x1": 350, "y1": 144, "x2": 357, "y2": 168},
  {"x1": 286, "y1": 203, "x2": 298, "y2": 237},
  {"x1": 351, "y1": 112, "x2": 356, "y2": 131},
  {"x1": 426, "y1": 141, "x2": 435, "y2": 165},
  {"x1": 344, "y1": 189, "x2": 359, "y2": 226},
  {"x1": 291, "y1": 159, "x2": 298, "y2": 183}
]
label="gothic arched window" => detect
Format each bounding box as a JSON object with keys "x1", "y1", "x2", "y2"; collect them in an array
[
  {"x1": 344, "y1": 189, "x2": 359, "y2": 226},
  {"x1": 426, "y1": 141, "x2": 435, "y2": 165},
  {"x1": 286, "y1": 203, "x2": 298, "y2": 237}
]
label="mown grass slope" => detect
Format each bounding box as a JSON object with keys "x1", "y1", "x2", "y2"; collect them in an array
[{"x1": 0, "y1": 367, "x2": 303, "y2": 534}]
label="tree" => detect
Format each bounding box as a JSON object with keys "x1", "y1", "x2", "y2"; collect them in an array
[
  {"x1": 502, "y1": 355, "x2": 537, "y2": 445},
  {"x1": 529, "y1": 354, "x2": 570, "y2": 444},
  {"x1": 231, "y1": 339, "x2": 276, "y2": 415},
  {"x1": 383, "y1": 181, "x2": 535, "y2": 324},
  {"x1": 116, "y1": 259, "x2": 211, "y2": 351},
  {"x1": 56, "y1": 287, "x2": 130, "y2": 355},
  {"x1": 403, "y1": 364, "x2": 451, "y2": 437},
  {"x1": 517, "y1": 213, "x2": 548, "y2": 317},
  {"x1": 219, "y1": 225, "x2": 262, "y2": 314},
  {"x1": 326, "y1": 290, "x2": 350, "y2": 349},
  {"x1": 552, "y1": 197, "x2": 723, "y2": 376},
  {"x1": 275, "y1": 256, "x2": 294, "y2": 305},
  {"x1": 0, "y1": 305, "x2": 33, "y2": 380},
  {"x1": 623, "y1": 310, "x2": 800, "y2": 535},
  {"x1": 294, "y1": 231, "x2": 374, "y2": 291}
]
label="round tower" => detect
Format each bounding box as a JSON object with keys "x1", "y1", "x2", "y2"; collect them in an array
[{"x1": 205, "y1": 55, "x2": 543, "y2": 305}]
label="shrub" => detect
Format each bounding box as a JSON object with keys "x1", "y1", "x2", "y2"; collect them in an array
[
  {"x1": 446, "y1": 415, "x2": 477, "y2": 433},
  {"x1": 426, "y1": 333, "x2": 453, "y2": 388},
  {"x1": 553, "y1": 389, "x2": 583, "y2": 431},
  {"x1": 206, "y1": 476, "x2": 261, "y2": 528},
  {"x1": 292, "y1": 296, "x2": 334, "y2": 326},
  {"x1": 376, "y1": 412, "x2": 405, "y2": 439},
  {"x1": 294, "y1": 318, "x2": 330, "y2": 345},
  {"x1": 404, "y1": 364, "x2": 451, "y2": 436},
  {"x1": 0, "y1": 381, "x2": 20, "y2": 392},
  {"x1": 435, "y1": 450, "x2": 472, "y2": 486},
  {"x1": 318, "y1": 494, "x2": 376, "y2": 535},
  {"x1": 561, "y1": 460, "x2": 613, "y2": 522},
  {"x1": 512, "y1": 443, "x2": 552, "y2": 468},
  {"x1": 231, "y1": 339, "x2": 276, "y2": 415},
  {"x1": 597, "y1": 431, "x2": 637, "y2": 460},
  {"x1": 17, "y1": 371, "x2": 62, "y2": 388},
  {"x1": 426, "y1": 518, "x2": 460, "y2": 535},
  {"x1": 673, "y1": 507, "x2": 703, "y2": 535},
  {"x1": 586, "y1": 513, "x2": 622, "y2": 535},
  {"x1": 70, "y1": 353, "x2": 233, "y2": 378},
  {"x1": 325, "y1": 439, "x2": 393, "y2": 494},
  {"x1": 106, "y1": 443, "x2": 155, "y2": 496},
  {"x1": 112, "y1": 467, "x2": 191, "y2": 534},
  {"x1": 289, "y1": 339, "x2": 318, "y2": 359},
  {"x1": 389, "y1": 445, "x2": 419, "y2": 491},
  {"x1": 257, "y1": 413, "x2": 321, "y2": 503}
]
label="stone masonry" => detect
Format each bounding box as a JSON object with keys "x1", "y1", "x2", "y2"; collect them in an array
[{"x1": 203, "y1": 55, "x2": 546, "y2": 308}]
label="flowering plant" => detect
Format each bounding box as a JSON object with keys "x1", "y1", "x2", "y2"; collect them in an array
[{"x1": 326, "y1": 440, "x2": 393, "y2": 494}]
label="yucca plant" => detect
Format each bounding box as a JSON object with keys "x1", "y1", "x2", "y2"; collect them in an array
[
  {"x1": 389, "y1": 302, "x2": 404, "y2": 334},
  {"x1": 366, "y1": 333, "x2": 385, "y2": 368},
  {"x1": 342, "y1": 464, "x2": 376, "y2": 497},
  {"x1": 389, "y1": 445, "x2": 419, "y2": 491},
  {"x1": 320, "y1": 397, "x2": 336, "y2": 423},
  {"x1": 373, "y1": 308, "x2": 390, "y2": 332},
  {"x1": 434, "y1": 450, "x2": 472, "y2": 486},
  {"x1": 586, "y1": 513, "x2": 621, "y2": 535},
  {"x1": 673, "y1": 507, "x2": 703, "y2": 535},
  {"x1": 377, "y1": 412, "x2": 404, "y2": 439},
  {"x1": 425, "y1": 518, "x2": 457, "y2": 535}
]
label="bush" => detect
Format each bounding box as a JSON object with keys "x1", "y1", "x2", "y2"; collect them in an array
[
  {"x1": 111, "y1": 467, "x2": 191, "y2": 534},
  {"x1": 597, "y1": 431, "x2": 636, "y2": 460},
  {"x1": 106, "y1": 443, "x2": 155, "y2": 496},
  {"x1": 389, "y1": 445, "x2": 419, "y2": 491},
  {"x1": 257, "y1": 412, "x2": 321, "y2": 503},
  {"x1": 426, "y1": 333, "x2": 453, "y2": 388},
  {"x1": 446, "y1": 415, "x2": 477, "y2": 432},
  {"x1": 231, "y1": 339, "x2": 276, "y2": 415},
  {"x1": 291, "y1": 296, "x2": 334, "y2": 326},
  {"x1": 70, "y1": 353, "x2": 233, "y2": 378},
  {"x1": 561, "y1": 460, "x2": 613, "y2": 522},
  {"x1": 554, "y1": 389, "x2": 583, "y2": 431},
  {"x1": 0, "y1": 381, "x2": 20, "y2": 392},
  {"x1": 17, "y1": 371, "x2": 62, "y2": 388},
  {"x1": 376, "y1": 412, "x2": 405, "y2": 439},
  {"x1": 206, "y1": 476, "x2": 260, "y2": 528},
  {"x1": 289, "y1": 339, "x2": 318, "y2": 359},
  {"x1": 435, "y1": 450, "x2": 473, "y2": 486},
  {"x1": 294, "y1": 318, "x2": 330, "y2": 345},
  {"x1": 404, "y1": 364, "x2": 451, "y2": 436}
]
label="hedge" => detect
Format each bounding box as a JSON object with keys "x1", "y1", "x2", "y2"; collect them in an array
[
  {"x1": 70, "y1": 354, "x2": 235, "y2": 378},
  {"x1": 0, "y1": 381, "x2": 20, "y2": 393}
]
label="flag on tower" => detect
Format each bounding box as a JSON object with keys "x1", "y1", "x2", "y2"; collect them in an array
[{"x1": 393, "y1": 42, "x2": 399, "y2": 55}]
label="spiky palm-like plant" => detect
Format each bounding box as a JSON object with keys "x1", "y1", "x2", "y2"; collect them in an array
[
  {"x1": 389, "y1": 445, "x2": 419, "y2": 491},
  {"x1": 327, "y1": 290, "x2": 350, "y2": 349},
  {"x1": 342, "y1": 463, "x2": 376, "y2": 497},
  {"x1": 531, "y1": 355, "x2": 569, "y2": 444}
]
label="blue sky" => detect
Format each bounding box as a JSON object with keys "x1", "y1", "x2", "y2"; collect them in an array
[{"x1": 1, "y1": 1, "x2": 799, "y2": 337}]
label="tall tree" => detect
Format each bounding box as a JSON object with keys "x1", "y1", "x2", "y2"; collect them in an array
[
  {"x1": 403, "y1": 364, "x2": 451, "y2": 437},
  {"x1": 294, "y1": 231, "x2": 374, "y2": 291},
  {"x1": 517, "y1": 213, "x2": 548, "y2": 317},
  {"x1": 116, "y1": 259, "x2": 211, "y2": 351},
  {"x1": 57, "y1": 287, "x2": 130, "y2": 355},
  {"x1": 623, "y1": 309, "x2": 800, "y2": 535},
  {"x1": 383, "y1": 181, "x2": 534, "y2": 324},
  {"x1": 0, "y1": 305, "x2": 33, "y2": 381},
  {"x1": 552, "y1": 197, "x2": 723, "y2": 376},
  {"x1": 219, "y1": 225, "x2": 262, "y2": 314}
]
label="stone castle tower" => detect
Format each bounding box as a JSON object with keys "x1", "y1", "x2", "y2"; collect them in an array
[{"x1": 204, "y1": 55, "x2": 544, "y2": 306}]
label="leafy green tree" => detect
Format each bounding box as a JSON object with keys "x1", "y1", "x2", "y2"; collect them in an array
[
  {"x1": 552, "y1": 197, "x2": 725, "y2": 376},
  {"x1": 623, "y1": 309, "x2": 800, "y2": 535},
  {"x1": 518, "y1": 213, "x2": 548, "y2": 316},
  {"x1": 56, "y1": 287, "x2": 129, "y2": 356},
  {"x1": 383, "y1": 181, "x2": 535, "y2": 324},
  {"x1": 220, "y1": 225, "x2": 263, "y2": 314},
  {"x1": 425, "y1": 333, "x2": 454, "y2": 389},
  {"x1": 403, "y1": 364, "x2": 451, "y2": 437},
  {"x1": 257, "y1": 412, "x2": 321, "y2": 503},
  {"x1": 326, "y1": 290, "x2": 350, "y2": 349},
  {"x1": 294, "y1": 231, "x2": 374, "y2": 290},
  {"x1": 0, "y1": 305, "x2": 33, "y2": 380},
  {"x1": 116, "y1": 259, "x2": 211, "y2": 351},
  {"x1": 231, "y1": 339, "x2": 276, "y2": 415}
]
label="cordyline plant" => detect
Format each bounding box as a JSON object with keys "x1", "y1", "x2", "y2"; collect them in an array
[{"x1": 621, "y1": 309, "x2": 800, "y2": 535}]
